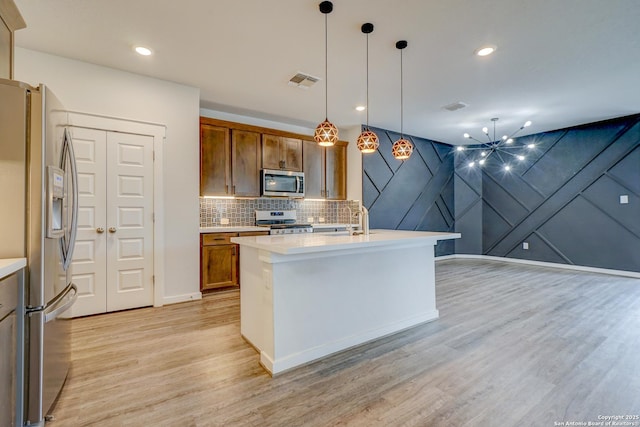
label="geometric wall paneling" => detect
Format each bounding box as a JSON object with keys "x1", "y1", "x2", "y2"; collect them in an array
[
  {"x1": 454, "y1": 200, "x2": 482, "y2": 254},
  {"x1": 521, "y1": 124, "x2": 626, "y2": 197},
  {"x1": 481, "y1": 173, "x2": 530, "y2": 226},
  {"x1": 608, "y1": 145, "x2": 640, "y2": 194},
  {"x1": 453, "y1": 167, "x2": 483, "y2": 254},
  {"x1": 363, "y1": 125, "x2": 455, "y2": 255},
  {"x1": 537, "y1": 195, "x2": 640, "y2": 271},
  {"x1": 581, "y1": 174, "x2": 640, "y2": 236},
  {"x1": 480, "y1": 114, "x2": 640, "y2": 272},
  {"x1": 362, "y1": 172, "x2": 382, "y2": 207},
  {"x1": 505, "y1": 232, "x2": 569, "y2": 264},
  {"x1": 481, "y1": 201, "x2": 514, "y2": 253},
  {"x1": 482, "y1": 170, "x2": 545, "y2": 212}
]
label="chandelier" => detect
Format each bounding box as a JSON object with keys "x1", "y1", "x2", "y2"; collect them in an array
[{"x1": 456, "y1": 118, "x2": 535, "y2": 171}]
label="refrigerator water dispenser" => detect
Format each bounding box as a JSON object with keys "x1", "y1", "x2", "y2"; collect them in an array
[{"x1": 47, "y1": 165, "x2": 65, "y2": 238}]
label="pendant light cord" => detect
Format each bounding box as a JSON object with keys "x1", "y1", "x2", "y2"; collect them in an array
[
  {"x1": 366, "y1": 32, "x2": 369, "y2": 129},
  {"x1": 324, "y1": 12, "x2": 328, "y2": 120},
  {"x1": 400, "y1": 48, "x2": 404, "y2": 138}
]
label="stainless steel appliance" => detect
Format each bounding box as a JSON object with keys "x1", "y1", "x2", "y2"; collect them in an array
[
  {"x1": 261, "y1": 169, "x2": 305, "y2": 198},
  {"x1": 0, "y1": 78, "x2": 79, "y2": 426},
  {"x1": 255, "y1": 210, "x2": 313, "y2": 235}
]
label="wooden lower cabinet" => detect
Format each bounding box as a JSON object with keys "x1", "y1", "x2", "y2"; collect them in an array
[{"x1": 200, "y1": 231, "x2": 269, "y2": 291}]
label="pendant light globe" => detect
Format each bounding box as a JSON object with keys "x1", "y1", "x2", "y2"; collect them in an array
[
  {"x1": 357, "y1": 130, "x2": 379, "y2": 153},
  {"x1": 315, "y1": 1, "x2": 338, "y2": 146},
  {"x1": 392, "y1": 138, "x2": 413, "y2": 160},
  {"x1": 315, "y1": 118, "x2": 339, "y2": 146}
]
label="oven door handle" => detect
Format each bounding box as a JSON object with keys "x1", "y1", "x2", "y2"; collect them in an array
[{"x1": 296, "y1": 176, "x2": 301, "y2": 194}]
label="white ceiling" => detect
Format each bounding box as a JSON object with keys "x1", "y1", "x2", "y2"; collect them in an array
[{"x1": 13, "y1": 0, "x2": 640, "y2": 145}]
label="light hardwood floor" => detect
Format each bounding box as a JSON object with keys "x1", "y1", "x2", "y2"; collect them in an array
[{"x1": 50, "y1": 260, "x2": 640, "y2": 426}]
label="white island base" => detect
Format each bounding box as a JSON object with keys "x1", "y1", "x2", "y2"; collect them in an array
[{"x1": 232, "y1": 230, "x2": 460, "y2": 375}]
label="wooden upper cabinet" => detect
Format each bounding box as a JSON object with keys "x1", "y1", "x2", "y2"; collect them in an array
[
  {"x1": 200, "y1": 124, "x2": 230, "y2": 196},
  {"x1": 262, "y1": 134, "x2": 302, "y2": 171},
  {"x1": 325, "y1": 144, "x2": 347, "y2": 200},
  {"x1": 200, "y1": 117, "x2": 346, "y2": 200},
  {"x1": 231, "y1": 130, "x2": 261, "y2": 197},
  {"x1": 302, "y1": 140, "x2": 347, "y2": 200},
  {"x1": 302, "y1": 139, "x2": 324, "y2": 199}
]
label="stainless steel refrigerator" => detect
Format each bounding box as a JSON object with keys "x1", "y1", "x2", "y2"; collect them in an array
[{"x1": 0, "y1": 78, "x2": 78, "y2": 426}]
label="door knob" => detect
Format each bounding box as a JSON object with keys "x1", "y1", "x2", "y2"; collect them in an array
[
  {"x1": 96, "y1": 227, "x2": 105, "y2": 234},
  {"x1": 108, "y1": 227, "x2": 117, "y2": 233}
]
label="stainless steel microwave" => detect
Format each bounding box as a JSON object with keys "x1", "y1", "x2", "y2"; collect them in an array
[{"x1": 261, "y1": 169, "x2": 304, "y2": 198}]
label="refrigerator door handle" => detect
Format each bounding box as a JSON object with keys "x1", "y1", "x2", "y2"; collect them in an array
[
  {"x1": 44, "y1": 283, "x2": 77, "y2": 323},
  {"x1": 61, "y1": 128, "x2": 79, "y2": 271}
]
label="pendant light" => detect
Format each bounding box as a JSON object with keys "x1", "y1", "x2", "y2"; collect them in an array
[
  {"x1": 356, "y1": 23, "x2": 379, "y2": 154},
  {"x1": 314, "y1": 1, "x2": 339, "y2": 147},
  {"x1": 391, "y1": 40, "x2": 413, "y2": 160}
]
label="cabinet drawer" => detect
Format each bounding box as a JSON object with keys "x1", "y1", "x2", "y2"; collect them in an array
[{"x1": 202, "y1": 233, "x2": 238, "y2": 246}]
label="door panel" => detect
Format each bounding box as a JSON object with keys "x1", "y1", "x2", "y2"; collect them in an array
[
  {"x1": 106, "y1": 132, "x2": 154, "y2": 312},
  {"x1": 69, "y1": 128, "x2": 154, "y2": 317},
  {"x1": 69, "y1": 128, "x2": 107, "y2": 317}
]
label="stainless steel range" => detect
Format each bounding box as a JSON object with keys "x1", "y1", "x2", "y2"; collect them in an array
[{"x1": 255, "y1": 210, "x2": 313, "y2": 235}]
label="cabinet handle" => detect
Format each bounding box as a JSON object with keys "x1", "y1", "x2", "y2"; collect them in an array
[
  {"x1": 232, "y1": 185, "x2": 236, "y2": 194},
  {"x1": 108, "y1": 227, "x2": 117, "y2": 233},
  {"x1": 279, "y1": 160, "x2": 285, "y2": 169},
  {"x1": 213, "y1": 237, "x2": 225, "y2": 241},
  {"x1": 96, "y1": 227, "x2": 105, "y2": 234},
  {"x1": 232, "y1": 246, "x2": 237, "y2": 256}
]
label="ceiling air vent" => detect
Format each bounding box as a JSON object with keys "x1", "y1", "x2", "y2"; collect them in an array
[
  {"x1": 443, "y1": 101, "x2": 468, "y2": 112},
  {"x1": 288, "y1": 72, "x2": 320, "y2": 89}
]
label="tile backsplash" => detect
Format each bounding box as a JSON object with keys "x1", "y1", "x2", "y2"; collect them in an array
[{"x1": 200, "y1": 198, "x2": 361, "y2": 227}]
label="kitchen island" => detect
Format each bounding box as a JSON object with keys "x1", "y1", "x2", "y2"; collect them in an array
[{"x1": 231, "y1": 230, "x2": 460, "y2": 375}]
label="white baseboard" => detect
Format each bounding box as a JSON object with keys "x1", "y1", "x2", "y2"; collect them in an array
[
  {"x1": 263, "y1": 310, "x2": 439, "y2": 375},
  {"x1": 436, "y1": 254, "x2": 640, "y2": 279},
  {"x1": 162, "y1": 292, "x2": 202, "y2": 306}
]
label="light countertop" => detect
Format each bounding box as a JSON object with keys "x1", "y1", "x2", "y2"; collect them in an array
[
  {"x1": 0, "y1": 258, "x2": 27, "y2": 279},
  {"x1": 200, "y1": 226, "x2": 268, "y2": 233},
  {"x1": 231, "y1": 229, "x2": 460, "y2": 255}
]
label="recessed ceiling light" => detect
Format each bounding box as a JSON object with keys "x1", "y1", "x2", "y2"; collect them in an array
[
  {"x1": 134, "y1": 46, "x2": 153, "y2": 56},
  {"x1": 475, "y1": 45, "x2": 496, "y2": 57},
  {"x1": 355, "y1": 105, "x2": 366, "y2": 112}
]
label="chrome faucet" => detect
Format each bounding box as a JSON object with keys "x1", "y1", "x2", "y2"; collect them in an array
[
  {"x1": 359, "y1": 206, "x2": 370, "y2": 236},
  {"x1": 350, "y1": 206, "x2": 370, "y2": 236}
]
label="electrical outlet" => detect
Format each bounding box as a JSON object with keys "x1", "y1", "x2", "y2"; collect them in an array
[
  {"x1": 220, "y1": 218, "x2": 229, "y2": 225},
  {"x1": 522, "y1": 242, "x2": 529, "y2": 250},
  {"x1": 318, "y1": 217, "x2": 325, "y2": 223},
  {"x1": 620, "y1": 195, "x2": 629, "y2": 204},
  {"x1": 307, "y1": 217, "x2": 314, "y2": 223}
]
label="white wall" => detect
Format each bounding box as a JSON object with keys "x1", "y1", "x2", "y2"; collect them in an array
[{"x1": 15, "y1": 48, "x2": 201, "y2": 304}]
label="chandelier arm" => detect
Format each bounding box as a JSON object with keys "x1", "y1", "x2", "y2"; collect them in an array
[{"x1": 494, "y1": 150, "x2": 507, "y2": 164}]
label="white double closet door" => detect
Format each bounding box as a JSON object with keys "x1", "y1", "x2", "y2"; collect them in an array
[{"x1": 70, "y1": 127, "x2": 154, "y2": 317}]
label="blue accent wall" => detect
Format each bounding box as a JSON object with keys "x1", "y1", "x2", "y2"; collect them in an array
[
  {"x1": 363, "y1": 114, "x2": 640, "y2": 272},
  {"x1": 362, "y1": 126, "x2": 456, "y2": 256}
]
